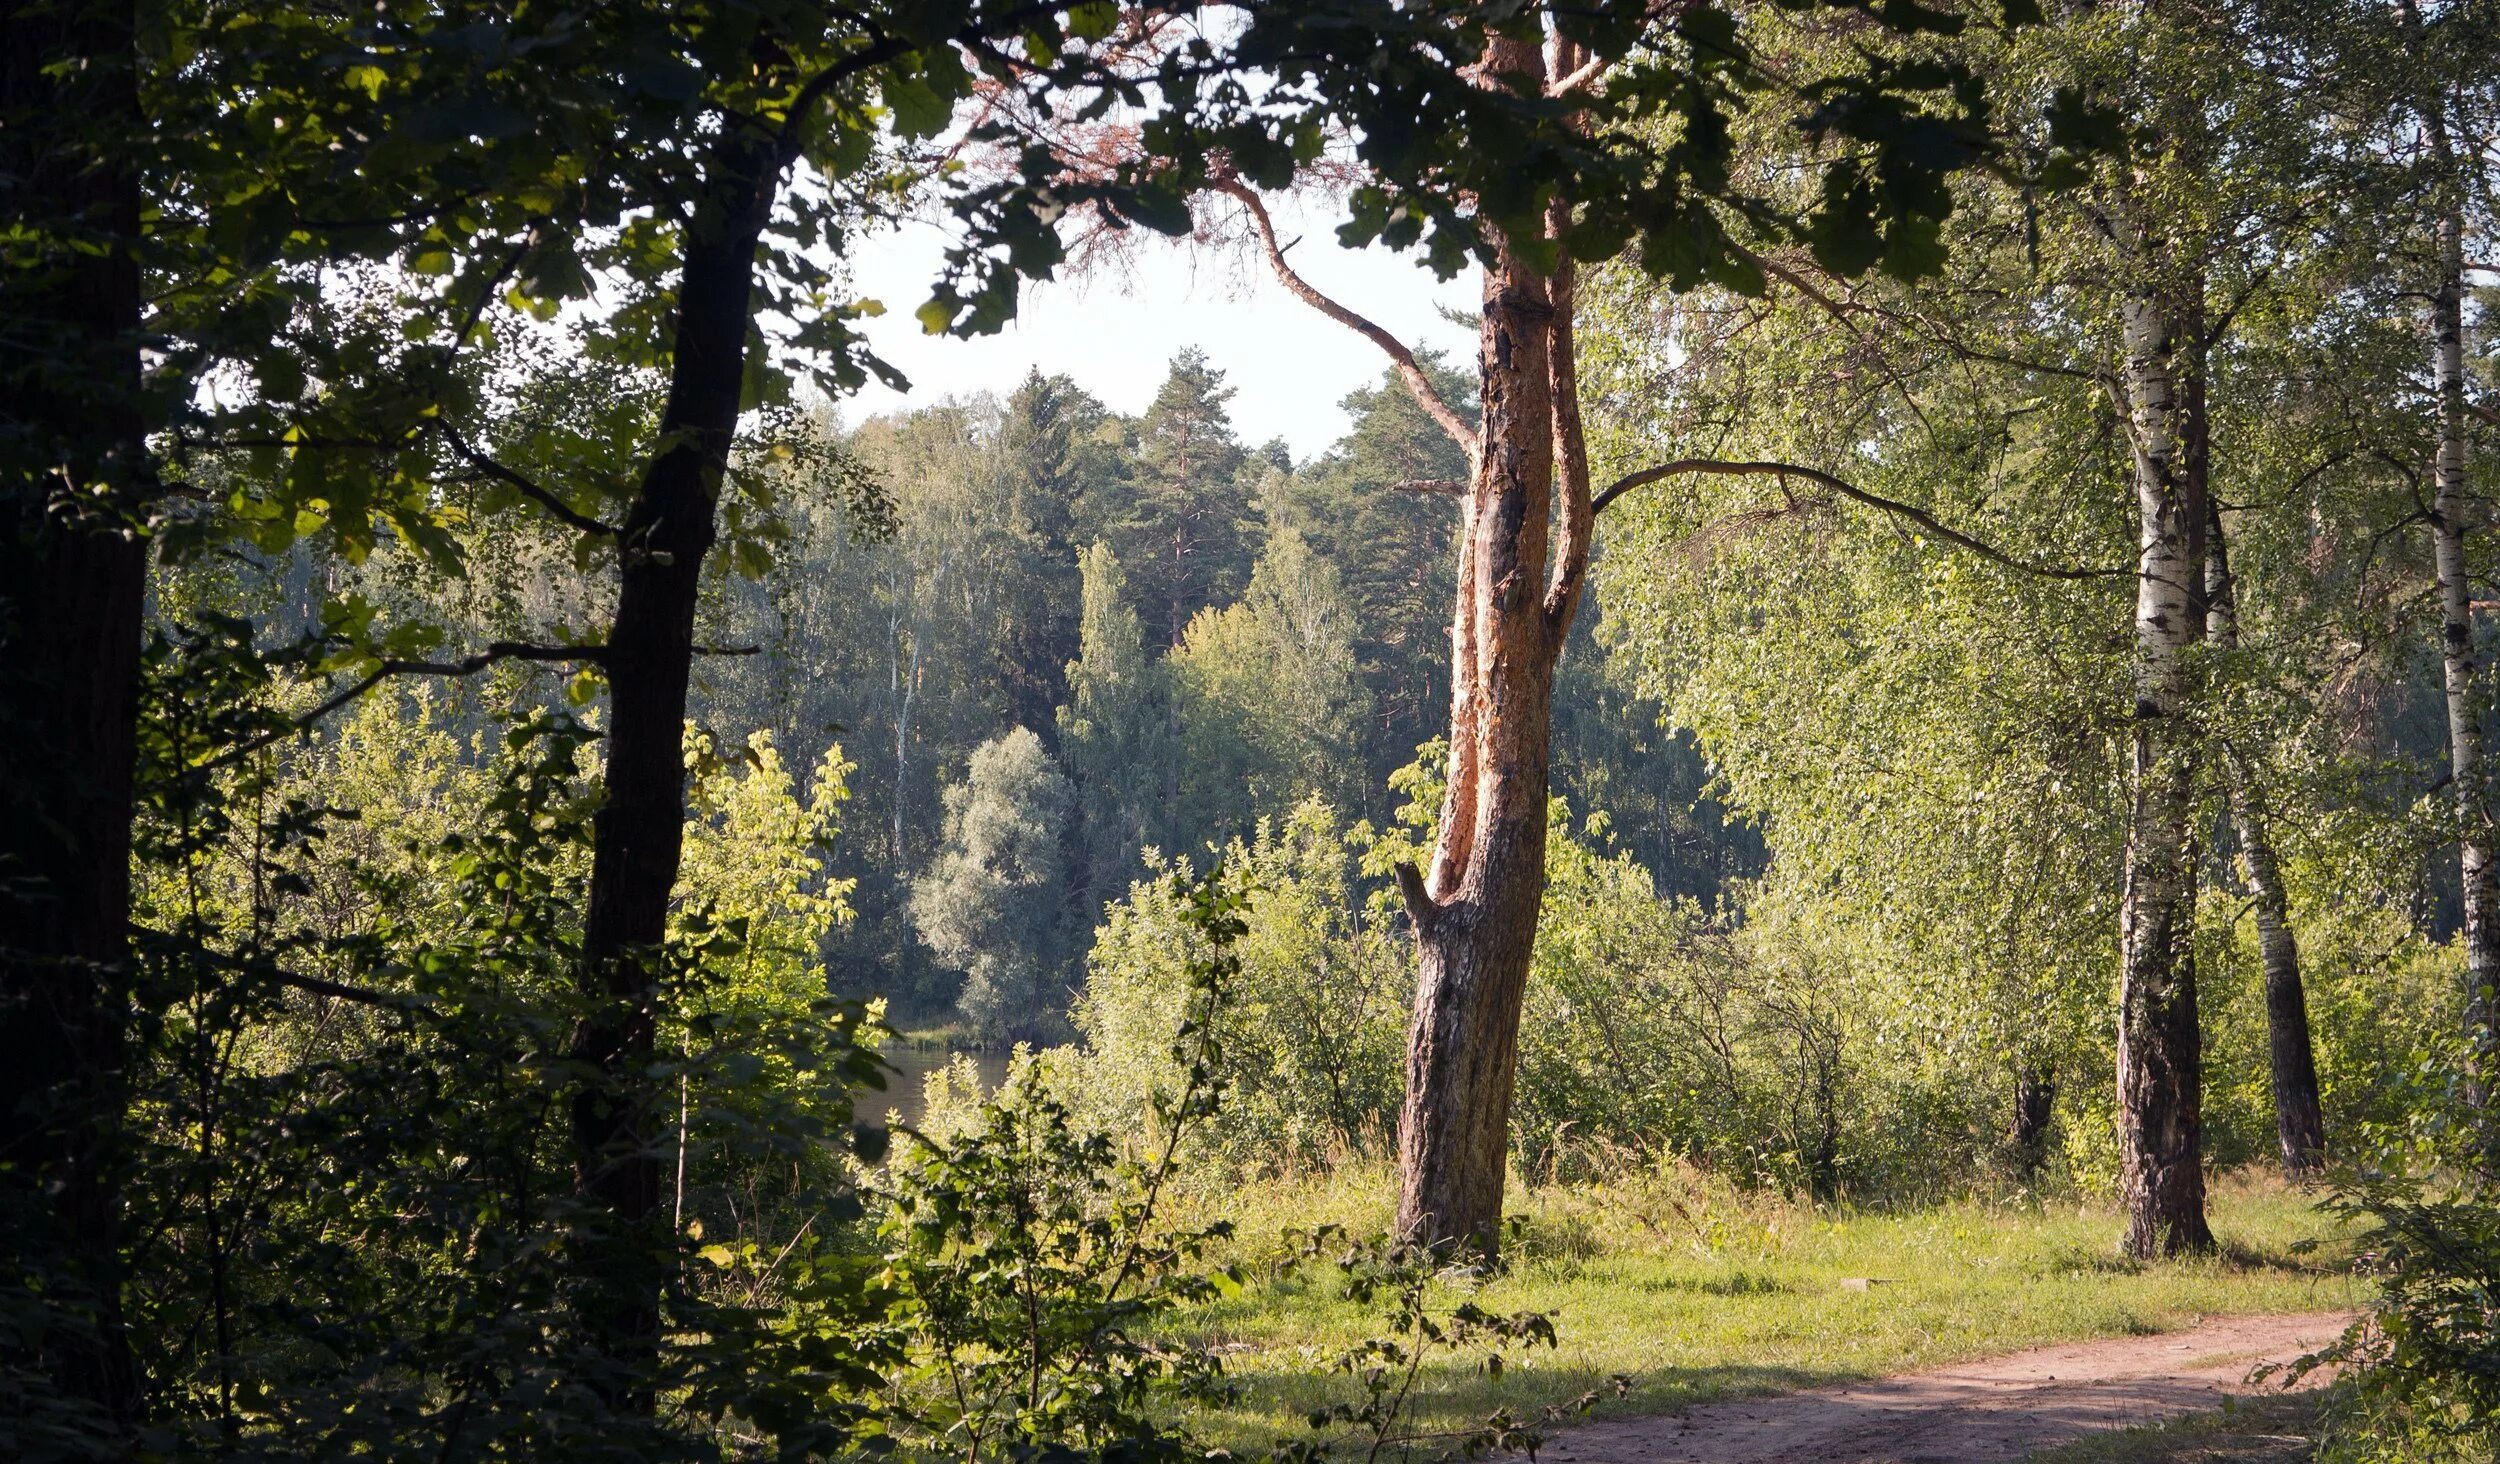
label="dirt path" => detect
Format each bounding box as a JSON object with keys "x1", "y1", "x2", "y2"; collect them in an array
[{"x1": 1535, "y1": 1311, "x2": 2353, "y2": 1464}]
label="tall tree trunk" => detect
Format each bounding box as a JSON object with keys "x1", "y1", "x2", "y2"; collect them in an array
[
  {"x1": 1224, "y1": 37, "x2": 1596, "y2": 1253},
  {"x1": 2428, "y1": 200, "x2": 2498, "y2": 1127},
  {"x1": 2115, "y1": 272, "x2": 2214, "y2": 1258},
  {"x1": 1391, "y1": 35, "x2": 1599, "y2": 1252},
  {"x1": 2203, "y1": 511, "x2": 2327, "y2": 1177},
  {"x1": 569, "y1": 126, "x2": 776, "y2": 1409},
  {"x1": 0, "y1": 0, "x2": 146, "y2": 1435}
]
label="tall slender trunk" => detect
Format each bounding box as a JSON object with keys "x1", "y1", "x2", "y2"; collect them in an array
[
  {"x1": 570, "y1": 125, "x2": 777, "y2": 1408},
  {"x1": 2203, "y1": 510, "x2": 2327, "y2": 1177},
  {"x1": 2115, "y1": 269, "x2": 2214, "y2": 1258},
  {"x1": 0, "y1": 0, "x2": 146, "y2": 1434},
  {"x1": 2396, "y1": 0, "x2": 2495, "y2": 1166},
  {"x1": 1392, "y1": 35, "x2": 1598, "y2": 1252},
  {"x1": 2428, "y1": 201, "x2": 2498, "y2": 1124}
]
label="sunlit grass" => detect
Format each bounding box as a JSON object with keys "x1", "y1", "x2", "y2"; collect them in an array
[{"x1": 1157, "y1": 1164, "x2": 2363, "y2": 1449}]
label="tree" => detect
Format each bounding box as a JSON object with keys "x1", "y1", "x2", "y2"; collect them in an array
[
  {"x1": 1184, "y1": 1, "x2": 2011, "y2": 1247},
  {"x1": 1060, "y1": 543, "x2": 1179, "y2": 924},
  {"x1": 0, "y1": 3, "x2": 147, "y2": 1435},
  {"x1": 1109, "y1": 349, "x2": 1256, "y2": 648},
  {"x1": 1172, "y1": 528, "x2": 1366, "y2": 840},
  {"x1": 990, "y1": 372, "x2": 1104, "y2": 731},
  {"x1": 139, "y1": 0, "x2": 1254, "y2": 1413},
  {"x1": 2383, "y1": 0, "x2": 2500, "y2": 1142},
  {"x1": 913, "y1": 727, "x2": 1078, "y2": 1039}
]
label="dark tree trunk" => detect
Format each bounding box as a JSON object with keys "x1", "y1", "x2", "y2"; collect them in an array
[
  {"x1": 2204, "y1": 510, "x2": 2327, "y2": 1178},
  {"x1": 2246, "y1": 830, "x2": 2326, "y2": 1175},
  {"x1": 2114, "y1": 269, "x2": 2213, "y2": 1259},
  {"x1": 569, "y1": 127, "x2": 776, "y2": 1407},
  {"x1": 0, "y1": 0, "x2": 146, "y2": 1436},
  {"x1": 2008, "y1": 1067, "x2": 2056, "y2": 1180}
]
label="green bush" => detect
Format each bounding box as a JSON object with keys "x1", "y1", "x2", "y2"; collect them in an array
[{"x1": 2300, "y1": 1179, "x2": 2500, "y2": 1463}]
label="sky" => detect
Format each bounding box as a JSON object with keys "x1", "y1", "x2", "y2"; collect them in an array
[{"x1": 839, "y1": 193, "x2": 1480, "y2": 463}]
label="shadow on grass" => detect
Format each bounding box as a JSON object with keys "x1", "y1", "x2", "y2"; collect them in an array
[{"x1": 1203, "y1": 1356, "x2": 1857, "y2": 1450}]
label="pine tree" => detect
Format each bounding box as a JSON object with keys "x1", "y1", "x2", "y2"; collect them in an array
[
  {"x1": 989, "y1": 371, "x2": 1102, "y2": 732},
  {"x1": 1110, "y1": 348, "x2": 1255, "y2": 647}
]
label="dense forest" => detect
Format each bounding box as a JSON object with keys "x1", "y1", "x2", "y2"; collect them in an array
[{"x1": 5, "y1": 0, "x2": 2498, "y2": 1461}]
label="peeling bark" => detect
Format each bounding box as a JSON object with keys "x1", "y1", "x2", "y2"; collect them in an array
[
  {"x1": 1389, "y1": 34, "x2": 1607, "y2": 1252},
  {"x1": 2115, "y1": 269, "x2": 2213, "y2": 1259},
  {"x1": 2428, "y1": 203, "x2": 2498, "y2": 1125}
]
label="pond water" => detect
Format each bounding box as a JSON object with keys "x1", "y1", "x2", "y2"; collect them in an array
[{"x1": 868, "y1": 1044, "x2": 1013, "y2": 1132}]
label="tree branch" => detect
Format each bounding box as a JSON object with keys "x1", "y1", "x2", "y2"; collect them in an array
[
  {"x1": 1592, "y1": 459, "x2": 2125, "y2": 581},
  {"x1": 192, "y1": 641, "x2": 607, "y2": 777},
  {"x1": 1547, "y1": 53, "x2": 1606, "y2": 97},
  {"x1": 437, "y1": 420, "x2": 622, "y2": 536},
  {"x1": 1212, "y1": 179, "x2": 1482, "y2": 465},
  {"x1": 1392, "y1": 860, "x2": 1436, "y2": 925},
  {"x1": 267, "y1": 967, "x2": 434, "y2": 1014},
  {"x1": 1392, "y1": 478, "x2": 1468, "y2": 496}
]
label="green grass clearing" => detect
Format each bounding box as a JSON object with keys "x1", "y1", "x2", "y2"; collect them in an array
[{"x1": 1159, "y1": 1166, "x2": 2363, "y2": 1450}]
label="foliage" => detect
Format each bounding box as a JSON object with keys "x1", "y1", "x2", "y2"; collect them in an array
[
  {"x1": 1061, "y1": 540, "x2": 1180, "y2": 921},
  {"x1": 83, "y1": 618, "x2": 889, "y2": 1459},
  {"x1": 912, "y1": 727, "x2": 1077, "y2": 1039},
  {"x1": 869, "y1": 867, "x2": 1246, "y2": 1461},
  {"x1": 1079, "y1": 800, "x2": 1409, "y2": 1170},
  {"x1": 2289, "y1": 1179, "x2": 2500, "y2": 1463},
  {"x1": 1173, "y1": 531, "x2": 1367, "y2": 842}
]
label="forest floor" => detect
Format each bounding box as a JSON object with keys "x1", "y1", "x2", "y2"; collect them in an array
[{"x1": 1170, "y1": 1168, "x2": 2365, "y2": 1455}]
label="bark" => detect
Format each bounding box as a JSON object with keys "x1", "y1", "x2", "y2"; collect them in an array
[
  {"x1": 1230, "y1": 35, "x2": 1598, "y2": 1254},
  {"x1": 0, "y1": 0, "x2": 146, "y2": 1433},
  {"x1": 2115, "y1": 272, "x2": 2214, "y2": 1259},
  {"x1": 2428, "y1": 202, "x2": 2499, "y2": 1125},
  {"x1": 2008, "y1": 1067, "x2": 2057, "y2": 1181},
  {"x1": 568, "y1": 125, "x2": 777, "y2": 1406},
  {"x1": 1388, "y1": 35, "x2": 1601, "y2": 1254},
  {"x1": 2203, "y1": 514, "x2": 2326, "y2": 1178},
  {"x1": 1393, "y1": 225, "x2": 1560, "y2": 1252},
  {"x1": 2398, "y1": 0, "x2": 2495, "y2": 1167}
]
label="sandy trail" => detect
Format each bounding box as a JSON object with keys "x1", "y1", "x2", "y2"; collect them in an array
[{"x1": 1533, "y1": 1311, "x2": 2353, "y2": 1464}]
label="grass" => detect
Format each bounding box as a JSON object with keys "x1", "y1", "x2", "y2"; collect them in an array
[{"x1": 1157, "y1": 1164, "x2": 2364, "y2": 1450}]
